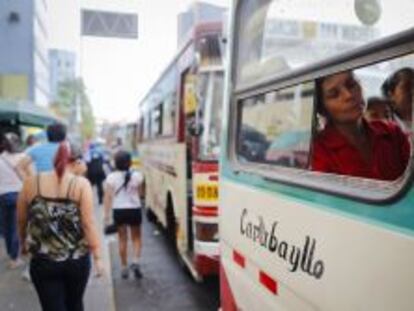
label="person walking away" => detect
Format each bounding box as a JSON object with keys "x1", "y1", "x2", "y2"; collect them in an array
[
  {"x1": 18, "y1": 122, "x2": 67, "y2": 175},
  {"x1": 17, "y1": 142, "x2": 104, "y2": 311},
  {"x1": 104, "y1": 150, "x2": 144, "y2": 279},
  {"x1": 86, "y1": 142, "x2": 106, "y2": 205},
  {"x1": 0, "y1": 132, "x2": 27, "y2": 268}
]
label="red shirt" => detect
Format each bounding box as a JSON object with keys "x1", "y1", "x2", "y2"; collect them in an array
[{"x1": 312, "y1": 120, "x2": 410, "y2": 180}]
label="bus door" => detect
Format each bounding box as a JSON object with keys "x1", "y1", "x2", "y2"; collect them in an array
[{"x1": 182, "y1": 69, "x2": 198, "y2": 252}]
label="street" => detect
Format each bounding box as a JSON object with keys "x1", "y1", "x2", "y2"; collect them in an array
[{"x1": 108, "y1": 212, "x2": 220, "y2": 311}]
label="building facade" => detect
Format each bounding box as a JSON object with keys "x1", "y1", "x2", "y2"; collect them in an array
[
  {"x1": 0, "y1": 0, "x2": 50, "y2": 106},
  {"x1": 49, "y1": 49, "x2": 76, "y2": 102},
  {"x1": 177, "y1": 2, "x2": 227, "y2": 47}
]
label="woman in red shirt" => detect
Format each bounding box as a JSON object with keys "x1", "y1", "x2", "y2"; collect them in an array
[{"x1": 312, "y1": 71, "x2": 410, "y2": 181}]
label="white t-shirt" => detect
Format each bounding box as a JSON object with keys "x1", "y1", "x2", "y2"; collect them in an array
[
  {"x1": 105, "y1": 170, "x2": 143, "y2": 209},
  {"x1": 0, "y1": 152, "x2": 24, "y2": 195}
]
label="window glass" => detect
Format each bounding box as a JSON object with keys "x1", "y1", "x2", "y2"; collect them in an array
[
  {"x1": 236, "y1": 54, "x2": 414, "y2": 182},
  {"x1": 198, "y1": 71, "x2": 224, "y2": 160},
  {"x1": 236, "y1": 0, "x2": 414, "y2": 86},
  {"x1": 162, "y1": 93, "x2": 176, "y2": 136},
  {"x1": 237, "y1": 83, "x2": 314, "y2": 168}
]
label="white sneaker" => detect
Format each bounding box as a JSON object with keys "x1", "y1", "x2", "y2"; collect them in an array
[{"x1": 21, "y1": 265, "x2": 31, "y2": 282}]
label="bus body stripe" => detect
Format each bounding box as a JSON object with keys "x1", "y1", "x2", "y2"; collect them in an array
[
  {"x1": 233, "y1": 250, "x2": 245, "y2": 268},
  {"x1": 259, "y1": 271, "x2": 278, "y2": 295},
  {"x1": 193, "y1": 206, "x2": 218, "y2": 217}
]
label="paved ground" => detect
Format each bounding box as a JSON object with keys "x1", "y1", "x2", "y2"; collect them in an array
[{"x1": 109, "y1": 215, "x2": 220, "y2": 311}]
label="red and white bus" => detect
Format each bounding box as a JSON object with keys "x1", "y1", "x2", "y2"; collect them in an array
[{"x1": 138, "y1": 22, "x2": 224, "y2": 280}]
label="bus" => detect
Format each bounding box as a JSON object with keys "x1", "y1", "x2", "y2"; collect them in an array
[
  {"x1": 138, "y1": 21, "x2": 224, "y2": 280},
  {"x1": 220, "y1": 0, "x2": 414, "y2": 310}
]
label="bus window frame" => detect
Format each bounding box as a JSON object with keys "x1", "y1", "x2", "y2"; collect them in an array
[{"x1": 226, "y1": 27, "x2": 414, "y2": 204}]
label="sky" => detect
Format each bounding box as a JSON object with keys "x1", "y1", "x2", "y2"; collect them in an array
[
  {"x1": 47, "y1": 0, "x2": 413, "y2": 124},
  {"x1": 48, "y1": 0, "x2": 229, "y2": 124}
]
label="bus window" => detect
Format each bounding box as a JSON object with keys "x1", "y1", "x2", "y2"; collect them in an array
[
  {"x1": 237, "y1": 83, "x2": 314, "y2": 168},
  {"x1": 162, "y1": 94, "x2": 176, "y2": 137},
  {"x1": 234, "y1": 54, "x2": 413, "y2": 194},
  {"x1": 198, "y1": 70, "x2": 224, "y2": 160},
  {"x1": 312, "y1": 68, "x2": 410, "y2": 181},
  {"x1": 235, "y1": 0, "x2": 414, "y2": 86}
]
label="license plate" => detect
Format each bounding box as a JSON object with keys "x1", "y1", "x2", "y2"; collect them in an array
[{"x1": 195, "y1": 184, "x2": 218, "y2": 201}]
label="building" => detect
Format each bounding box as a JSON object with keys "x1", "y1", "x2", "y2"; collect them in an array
[
  {"x1": 177, "y1": 2, "x2": 227, "y2": 47},
  {"x1": 0, "y1": 0, "x2": 50, "y2": 106},
  {"x1": 49, "y1": 49, "x2": 76, "y2": 102}
]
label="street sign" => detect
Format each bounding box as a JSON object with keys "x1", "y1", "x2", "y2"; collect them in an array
[{"x1": 81, "y1": 9, "x2": 138, "y2": 39}]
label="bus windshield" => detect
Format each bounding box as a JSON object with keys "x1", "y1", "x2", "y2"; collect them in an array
[
  {"x1": 198, "y1": 70, "x2": 224, "y2": 160},
  {"x1": 235, "y1": 0, "x2": 414, "y2": 86}
]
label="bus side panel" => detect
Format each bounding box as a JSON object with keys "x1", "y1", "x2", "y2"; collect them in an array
[
  {"x1": 219, "y1": 179, "x2": 414, "y2": 311},
  {"x1": 140, "y1": 142, "x2": 188, "y2": 244}
]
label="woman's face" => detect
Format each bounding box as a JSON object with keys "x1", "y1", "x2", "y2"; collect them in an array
[
  {"x1": 390, "y1": 71, "x2": 413, "y2": 120},
  {"x1": 322, "y1": 71, "x2": 364, "y2": 124}
]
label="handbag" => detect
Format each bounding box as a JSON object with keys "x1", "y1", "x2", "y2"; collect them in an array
[{"x1": 104, "y1": 223, "x2": 117, "y2": 235}]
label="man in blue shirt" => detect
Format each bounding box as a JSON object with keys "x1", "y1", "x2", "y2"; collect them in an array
[{"x1": 18, "y1": 123, "x2": 67, "y2": 174}]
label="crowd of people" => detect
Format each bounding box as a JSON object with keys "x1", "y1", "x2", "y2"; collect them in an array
[{"x1": 0, "y1": 123, "x2": 144, "y2": 311}]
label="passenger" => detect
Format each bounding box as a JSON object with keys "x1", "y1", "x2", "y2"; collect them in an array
[
  {"x1": 382, "y1": 67, "x2": 414, "y2": 130},
  {"x1": 365, "y1": 97, "x2": 393, "y2": 122},
  {"x1": 312, "y1": 71, "x2": 410, "y2": 180},
  {"x1": 0, "y1": 133, "x2": 27, "y2": 269},
  {"x1": 85, "y1": 142, "x2": 107, "y2": 205},
  {"x1": 104, "y1": 150, "x2": 144, "y2": 280},
  {"x1": 18, "y1": 122, "x2": 67, "y2": 175},
  {"x1": 17, "y1": 142, "x2": 104, "y2": 311}
]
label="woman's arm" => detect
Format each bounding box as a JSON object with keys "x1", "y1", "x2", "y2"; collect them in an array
[
  {"x1": 16, "y1": 178, "x2": 30, "y2": 254},
  {"x1": 78, "y1": 177, "x2": 102, "y2": 260}
]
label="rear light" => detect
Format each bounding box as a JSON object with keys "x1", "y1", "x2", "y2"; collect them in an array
[{"x1": 195, "y1": 222, "x2": 219, "y2": 242}]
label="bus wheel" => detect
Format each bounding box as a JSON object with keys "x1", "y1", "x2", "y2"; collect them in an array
[
  {"x1": 166, "y1": 195, "x2": 177, "y2": 251},
  {"x1": 146, "y1": 207, "x2": 157, "y2": 223}
]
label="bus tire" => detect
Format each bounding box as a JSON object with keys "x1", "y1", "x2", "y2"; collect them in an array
[
  {"x1": 146, "y1": 207, "x2": 157, "y2": 223},
  {"x1": 166, "y1": 194, "x2": 177, "y2": 251}
]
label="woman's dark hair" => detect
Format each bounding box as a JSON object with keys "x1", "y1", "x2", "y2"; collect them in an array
[
  {"x1": 381, "y1": 67, "x2": 414, "y2": 97},
  {"x1": 114, "y1": 150, "x2": 132, "y2": 190},
  {"x1": 47, "y1": 122, "x2": 67, "y2": 143},
  {"x1": 315, "y1": 76, "x2": 328, "y2": 117}
]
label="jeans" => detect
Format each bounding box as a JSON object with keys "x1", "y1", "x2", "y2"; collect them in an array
[
  {"x1": 30, "y1": 255, "x2": 91, "y2": 311},
  {"x1": 0, "y1": 192, "x2": 19, "y2": 260}
]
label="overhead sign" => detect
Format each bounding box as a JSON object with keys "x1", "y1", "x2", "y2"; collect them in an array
[{"x1": 81, "y1": 9, "x2": 138, "y2": 39}]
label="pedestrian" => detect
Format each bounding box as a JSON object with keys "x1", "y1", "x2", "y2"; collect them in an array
[
  {"x1": 25, "y1": 134, "x2": 37, "y2": 148},
  {"x1": 104, "y1": 150, "x2": 144, "y2": 279},
  {"x1": 17, "y1": 141, "x2": 104, "y2": 311},
  {"x1": 18, "y1": 122, "x2": 67, "y2": 175},
  {"x1": 0, "y1": 132, "x2": 27, "y2": 269},
  {"x1": 85, "y1": 142, "x2": 107, "y2": 205}
]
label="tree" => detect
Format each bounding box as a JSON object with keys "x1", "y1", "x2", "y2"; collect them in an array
[{"x1": 50, "y1": 78, "x2": 96, "y2": 141}]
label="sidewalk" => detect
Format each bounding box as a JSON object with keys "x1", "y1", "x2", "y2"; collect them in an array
[{"x1": 0, "y1": 203, "x2": 115, "y2": 311}]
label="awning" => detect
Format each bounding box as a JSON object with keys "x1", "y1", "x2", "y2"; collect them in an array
[{"x1": 0, "y1": 100, "x2": 63, "y2": 128}]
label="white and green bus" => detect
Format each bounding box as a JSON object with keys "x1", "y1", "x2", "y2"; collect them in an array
[{"x1": 220, "y1": 0, "x2": 414, "y2": 310}]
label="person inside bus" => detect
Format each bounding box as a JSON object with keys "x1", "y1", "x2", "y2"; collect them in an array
[
  {"x1": 311, "y1": 70, "x2": 410, "y2": 180},
  {"x1": 364, "y1": 96, "x2": 394, "y2": 122},
  {"x1": 381, "y1": 67, "x2": 414, "y2": 131}
]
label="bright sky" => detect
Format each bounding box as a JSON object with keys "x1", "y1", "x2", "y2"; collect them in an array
[{"x1": 76, "y1": 0, "x2": 229, "y2": 123}]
